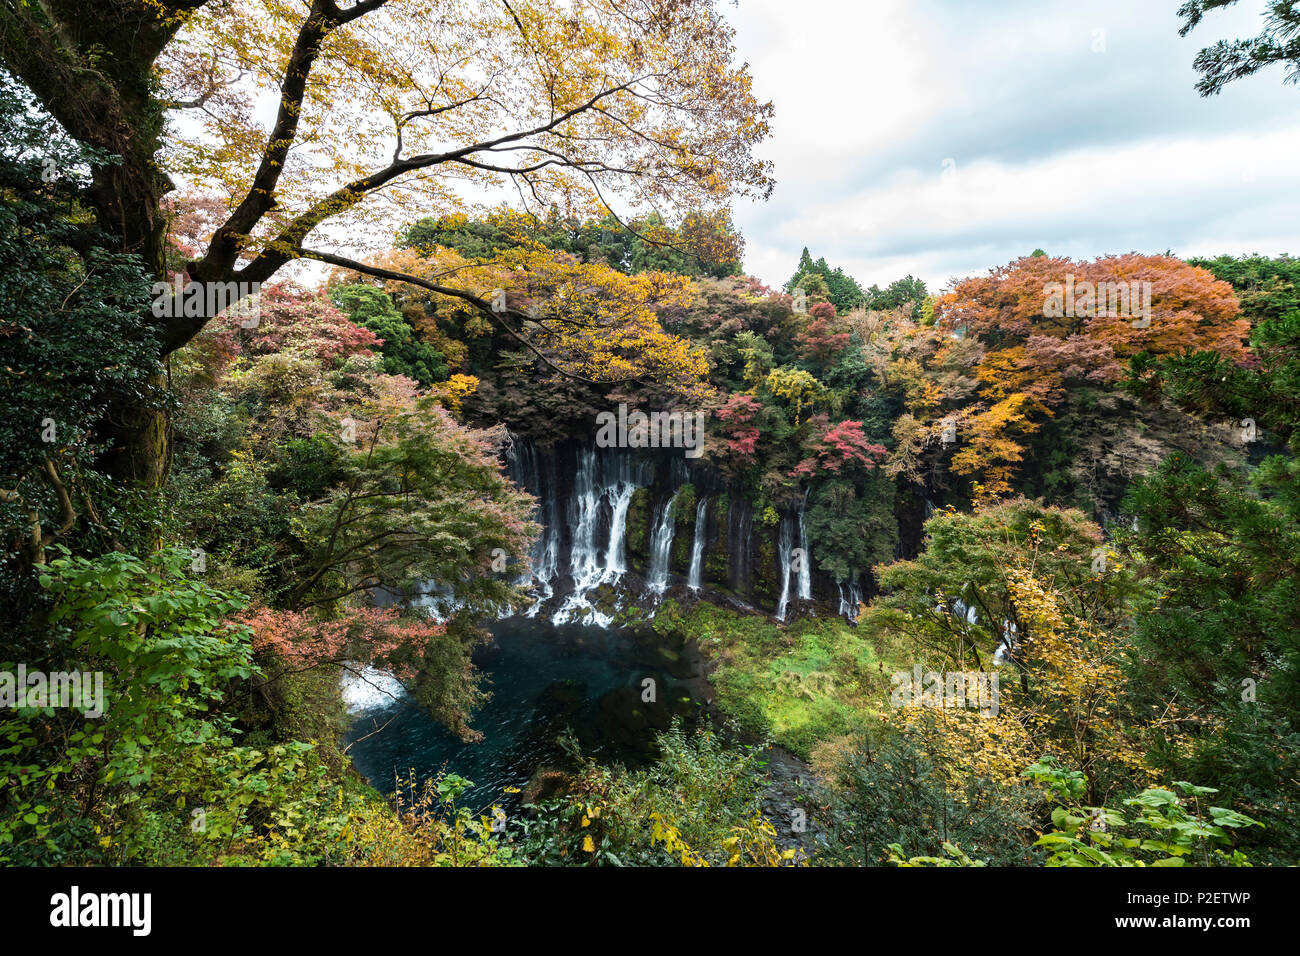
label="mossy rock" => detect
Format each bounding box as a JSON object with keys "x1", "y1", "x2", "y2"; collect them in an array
[{"x1": 626, "y1": 486, "x2": 651, "y2": 560}]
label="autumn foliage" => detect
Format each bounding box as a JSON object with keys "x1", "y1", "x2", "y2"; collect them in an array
[
  {"x1": 881, "y1": 253, "x2": 1255, "y2": 495},
  {"x1": 201, "y1": 283, "x2": 382, "y2": 372},
  {"x1": 794, "y1": 418, "x2": 887, "y2": 479},
  {"x1": 240, "y1": 605, "x2": 446, "y2": 682}
]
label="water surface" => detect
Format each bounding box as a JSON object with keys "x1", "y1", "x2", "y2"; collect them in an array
[{"x1": 343, "y1": 615, "x2": 706, "y2": 812}]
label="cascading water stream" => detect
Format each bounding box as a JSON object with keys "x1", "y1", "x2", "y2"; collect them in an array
[
  {"x1": 951, "y1": 591, "x2": 978, "y2": 625},
  {"x1": 774, "y1": 495, "x2": 812, "y2": 621},
  {"x1": 647, "y1": 490, "x2": 680, "y2": 593},
  {"x1": 796, "y1": 493, "x2": 811, "y2": 601},
  {"x1": 605, "y1": 481, "x2": 636, "y2": 574},
  {"x1": 501, "y1": 439, "x2": 730, "y2": 624},
  {"x1": 528, "y1": 452, "x2": 562, "y2": 615},
  {"x1": 551, "y1": 447, "x2": 655, "y2": 626},
  {"x1": 687, "y1": 497, "x2": 708, "y2": 590},
  {"x1": 837, "y1": 572, "x2": 862, "y2": 621},
  {"x1": 553, "y1": 448, "x2": 602, "y2": 619},
  {"x1": 505, "y1": 436, "x2": 562, "y2": 616},
  {"x1": 775, "y1": 512, "x2": 794, "y2": 621},
  {"x1": 993, "y1": 620, "x2": 1018, "y2": 665}
]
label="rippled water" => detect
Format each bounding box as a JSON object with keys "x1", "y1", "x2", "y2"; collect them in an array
[{"x1": 342, "y1": 615, "x2": 706, "y2": 813}]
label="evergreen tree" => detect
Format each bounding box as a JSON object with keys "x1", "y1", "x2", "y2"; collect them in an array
[{"x1": 330, "y1": 285, "x2": 449, "y2": 386}]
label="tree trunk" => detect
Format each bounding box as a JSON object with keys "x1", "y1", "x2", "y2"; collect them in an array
[
  {"x1": 99, "y1": 373, "x2": 173, "y2": 489},
  {"x1": 1, "y1": 1, "x2": 187, "y2": 489}
]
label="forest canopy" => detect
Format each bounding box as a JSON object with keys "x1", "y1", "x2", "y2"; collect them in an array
[{"x1": 0, "y1": 0, "x2": 1297, "y2": 876}]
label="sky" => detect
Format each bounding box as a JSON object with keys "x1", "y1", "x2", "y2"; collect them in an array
[{"x1": 721, "y1": 0, "x2": 1300, "y2": 295}]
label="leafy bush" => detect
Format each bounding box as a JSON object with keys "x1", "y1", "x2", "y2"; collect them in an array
[
  {"x1": 1024, "y1": 757, "x2": 1263, "y2": 867},
  {"x1": 519, "y1": 724, "x2": 796, "y2": 866},
  {"x1": 817, "y1": 734, "x2": 1040, "y2": 866}
]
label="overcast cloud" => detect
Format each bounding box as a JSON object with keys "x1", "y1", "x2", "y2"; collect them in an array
[{"x1": 724, "y1": 0, "x2": 1300, "y2": 294}]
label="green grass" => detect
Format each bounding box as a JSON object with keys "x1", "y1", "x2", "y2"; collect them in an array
[{"x1": 654, "y1": 600, "x2": 910, "y2": 759}]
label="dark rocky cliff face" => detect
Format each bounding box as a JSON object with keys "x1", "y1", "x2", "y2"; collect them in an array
[{"x1": 502, "y1": 437, "x2": 861, "y2": 624}]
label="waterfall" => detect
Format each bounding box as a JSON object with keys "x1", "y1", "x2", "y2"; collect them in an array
[
  {"x1": 605, "y1": 480, "x2": 637, "y2": 574},
  {"x1": 647, "y1": 490, "x2": 680, "y2": 593},
  {"x1": 340, "y1": 663, "x2": 405, "y2": 714},
  {"x1": 504, "y1": 436, "x2": 561, "y2": 615},
  {"x1": 727, "y1": 500, "x2": 753, "y2": 597},
  {"x1": 775, "y1": 495, "x2": 811, "y2": 621},
  {"x1": 796, "y1": 493, "x2": 811, "y2": 601},
  {"x1": 837, "y1": 572, "x2": 862, "y2": 621},
  {"x1": 687, "y1": 497, "x2": 708, "y2": 590},
  {"x1": 951, "y1": 589, "x2": 978, "y2": 625},
  {"x1": 504, "y1": 438, "x2": 708, "y2": 625},
  {"x1": 775, "y1": 513, "x2": 794, "y2": 622},
  {"x1": 553, "y1": 448, "x2": 608, "y2": 625},
  {"x1": 530, "y1": 452, "x2": 562, "y2": 614},
  {"x1": 561, "y1": 448, "x2": 602, "y2": 596},
  {"x1": 551, "y1": 447, "x2": 654, "y2": 626},
  {"x1": 993, "y1": 619, "x2": 1018, "y2": 665}
]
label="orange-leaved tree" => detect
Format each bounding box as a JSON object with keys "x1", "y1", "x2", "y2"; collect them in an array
[{"x1": 918, "y1": 253, "x2": 1250, "y2": 495}]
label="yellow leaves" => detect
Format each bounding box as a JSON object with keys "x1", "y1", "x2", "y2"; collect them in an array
[
  {"x1": 722, "y1": 835, "x2": 741, "y2": 865},
  {"x1": 1001, "y1": 564, "x2": 1152, "y2": 784},
  {"x1": 975, "y1": 346, "x2": 1031, "y2": 400},
  {"x1": 646, "y1": 811, "x2": 708, "y2": 866},
  {"x1": 900, "y1": 705, "x2": 1034, "y2": 792},
  {"x1": 889, "y1": 521, "x2": 1152, "y2": 797},
  {"x1": 720, "y1": 812, "x2": 803, "y2": 867},
  {"x1": 764, "y1": 366, "x2": 826, "y2": 422},
  {"x1": 905, "y1": 375, "x2": 946, "y2": 415},
  {"x1": 429, "y1": 373, "x2": 479, "y2": 413},
  {"x1": 343, "y1": 245, "x2": 712, "y2": 402},
  {"x1": 949, "y1": 393, "x2": 1048, "y2": 497},
  {"x1": 884, "y1": 413, "x2": 928, "y2": 481},
  {"x1": 158, "y1": 0, "x2": 772, "y2": 270}
]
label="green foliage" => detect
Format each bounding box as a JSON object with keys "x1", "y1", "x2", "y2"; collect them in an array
[
  {"x1": 654, "y1": 600, "x2": 890, "y2": 757},
  {"x1": 401, "y1": 208, "x2": 743, "y2": 279},
  {"x1": 863, "y1": 274, "x2": 928, "y2": 320},
  {"x1": 867, "y1": 498, "x2": 1128, "y2": 668},
  {"x1": 806, "y1": 476, "x2": 898, "y2": 582},
  {"x1": 518, "y1": 724, "x2": 792, "y2": 866},
  {"x1": 1024, "y1": 757, "x2": 1262, "y2": 866},
  {"x1": 286, "y1": 395, "x2": 535, "y2": 615},
  {"x1": 818, "y1": 734, "x2": 1040, "y2": 866},
  {"x1": 0, "y1": 73, "x2": 163, "y2": 632},
  {"x1": 0, "y1": 548, "x2": 256, "y2": 862},
  {"x1": 269, "y1": 435, "x2": 343, "y2": 501},
  {"x1": 1130, "y1": 255, "x2": 1300, "y2": 439},
  {"x1": 331, "y1": 284, "x2": 448, "y2": 385},
  {"x1": 1117, "y1": 453, "x2": 1300, "y2": 863},
  {"x1": 784, "y1": 247, "x2": 869, "y2": 313},
  {"x1": 885, "y1": 841, "x2": 987, "y2": 867},
  {"x1": 1178, "y1": 1, "x2": 1300, "y2": 96},
  {"x1": 0, "y1": 546, "x2": 502, "y2": 866},
  {"x1": 1187, "y1": 253, "x2": 1300, "y2": 324}
]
